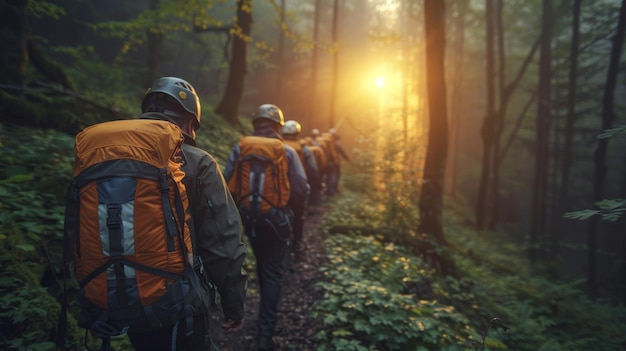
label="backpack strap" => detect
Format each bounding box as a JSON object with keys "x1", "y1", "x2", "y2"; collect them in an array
[
  {"x1": 159, "y1": 169, "x2": 178, "y2": 251},
  {"x1": 169, "y1": 174, "x2": 209, "y2": 335},
  {"x1": 237, "y1": 155, "x2": 283, "y2": 210},
  {"x1": 78, "y1": 257, "x2": 186, "y2": 289}
]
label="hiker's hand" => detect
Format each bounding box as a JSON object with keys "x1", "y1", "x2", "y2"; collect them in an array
[{"x1": 222, "y1": 319, "x2": 244, "y2": 333}]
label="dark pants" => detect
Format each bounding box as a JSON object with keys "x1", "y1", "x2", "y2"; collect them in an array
[
  {"x1": 326, "y1": 164, "x2": 339, "y2": 195},
  {"x1": 127, "y1": 312, "x2": 216, "y2": 351},
  {"x1": 288, "y1": 200, "x2": 306, "y2": 243},
  {"x1": 247, "y1": 226, "x2": 289, "y2": 340},
  {"x1": 309, "y1": 183, "x2": 323, "y2": 205}
]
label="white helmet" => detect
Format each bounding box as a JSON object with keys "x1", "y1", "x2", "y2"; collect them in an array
[{"x1": 281, "y1": 120, "x2": 301, "y2": 136}]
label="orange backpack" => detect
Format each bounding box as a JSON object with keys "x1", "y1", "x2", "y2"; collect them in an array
[
  {"x1": 228, "y1": 136, "x2": 290, "y2": 213},
  {"x1": 316, "y1": 134, "x2": 337, "y2": 167},
  {"x1": 283, "y1": 138, "x2": 305, "y2": 165},
  {"x1": 58, "y1": 119, "x2": 207, "y2": 347},
  {"x1": 308, "y1": 145, "x2": 328, "y2": 175}
]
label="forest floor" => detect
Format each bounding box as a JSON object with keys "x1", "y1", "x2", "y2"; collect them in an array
[{"x1": 209, "y1": 200, "x2": 331, "y2": 351}]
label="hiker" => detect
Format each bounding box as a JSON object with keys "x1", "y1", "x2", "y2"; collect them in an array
[
  {"x1": 310, "y1": 128, "x2": 321, "y2": 142},
  {"x1": 224, "y1": 104, "x2": 309, "y2": 351},
  {"x1": 325, "y1": 128, "x2": 351, "y2": 195},
  {"x1": 131, "y1": 77, "x2": 248, "y2": 350},
  {"x1": 312, "y1": 130, "x2": 336, "y2": 196},
  {"x1": 281, "y1": 119, "x2": 320, "y2": 244},
  {"x1": 302, "y1": 136, "x2": 329, "y2": 204}
]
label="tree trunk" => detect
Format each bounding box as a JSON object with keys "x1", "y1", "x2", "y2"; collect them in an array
[
  {"x1": 309, "y1": 0, "x2": 321, "y2": 128},
  {"x1": 476, "y1": 0, "x2": 496, "y2": 230},
  {"x1": 488, "y1": 0, "x2": 505, "y2": 230},
  {"x1": 145, "y1": 0, "x2": 163, "y2": 87},
  {"x1": 215, "y1": 0, "x2": 252, "y2": 126},
  {"x1": 530, "y1": 0, "x2": 554, "y2": 263},
  {"x1": 554, "y1": 0, "x2": 581, "y2": 262},
  {"x1": 0, "y1": 0, "x2": 28, "y2": 90},
  {"x1": 447, "y1": 0, "x2": 467, "y2": 197},
  {"x1": 401, "y1": 0, "x2": 410, "y2": 158},
  {"x1": 275, "y1": 0, "x2": 286, "y2": 105},
  {"x1": 587, "y1": 0, "x2": 626, "y2": 298},
  {"x1": 419, "y1": 0, "x2": 452, "y2": 274},
  {"x1": 328, "y1": 0, "x2": 339, "y2": 130}
]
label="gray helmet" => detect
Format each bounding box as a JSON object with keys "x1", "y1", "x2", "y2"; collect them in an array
[
  {"x1": 142, "y1": 77, "x2": 201, "y2": 129},
  {"x1": 281, "y1": 120, "x2": 301, "y2": 135},
  {"x1": 253, "y1": 104, "x2": 284, "y2": 126}
]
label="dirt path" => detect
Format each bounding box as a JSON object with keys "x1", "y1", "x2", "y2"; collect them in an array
[{"x1": 210, "y1": 202, "x2": 329, "y2": 351}]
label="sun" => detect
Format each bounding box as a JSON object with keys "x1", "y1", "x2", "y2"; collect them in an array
[{"x1": 374, "y1": 76, "x2": 386, "y2": 89}]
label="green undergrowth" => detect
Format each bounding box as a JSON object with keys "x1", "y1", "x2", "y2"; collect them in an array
[
  {"x1": 311, "y1": 233, "x2": 479, "y2": 351},
  {"x1": 0, "y1": 124, "x2": 79, "y2": 350},
  {"x1": 313, "y1": 190, "x2": 626, "y2": 351}
]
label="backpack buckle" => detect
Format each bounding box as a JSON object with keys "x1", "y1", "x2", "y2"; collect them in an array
[{"x1": 106, "y1": 204, "x2": 122, "y2": 229}]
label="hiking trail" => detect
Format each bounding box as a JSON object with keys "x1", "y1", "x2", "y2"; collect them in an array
[{"x1": 210, "y1": 201, "x2": 331, "y2": 351}]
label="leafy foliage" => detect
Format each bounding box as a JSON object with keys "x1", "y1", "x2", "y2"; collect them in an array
[
  {"x1": 316, "y1": 191, "x2": 626, "y2": 351},
  {"x1": 28, "y1": 0, "x2": 66, "y2": 20},
  {"x1": 564, "y1": 199, "x2": 626, "y2": 222},
  {"x1": 312, "y1": 234, "x2": 478, "y2": 351},
  {"x1": 564, "y1": 125, "x2": 626, "y2": 222},
  {"x1": 0, "y1": 259, "x2": 61, "y2": 351},
  {"x1": 0, "y1": 124, "x2": 80, "y2": 349},
  {"x1": 597, "y1": 125, "x2": 626, "y2": 139}
]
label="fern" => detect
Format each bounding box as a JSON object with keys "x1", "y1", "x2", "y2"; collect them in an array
[{"x1": 564, "y1": 199, "x2": 626, "y2": 222}]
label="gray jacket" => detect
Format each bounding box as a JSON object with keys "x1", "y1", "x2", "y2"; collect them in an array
[{"x1": 181, "y1": 136, "x2": 247, "y2": 321}]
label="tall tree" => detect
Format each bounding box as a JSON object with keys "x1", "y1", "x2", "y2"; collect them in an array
[
  {"x1": 401, "y1": 0, "x2": 411, "y2": 157},
  {"x1": 145, "y1": 0, "x2": 163, "y2": 87},
  {"x1": 447, "y1": 0, "x2": 468, "y2": 197},
  {"x1": 275, "y1": 0, "x2": 286, "y2": 105},
  {"x1": 328, "y1": 0, "x2": 339, "y2": 130},
  {"x1": 554, "y1": 0, "x2": 582, "y2": 260},
  {"x1": 309, "y1": 0, "x2": 322, "y2": 127},
  {"x1": 419, "y1": 0, "x2": 452, "y2": 274},
  {"x1": 476, "y1": 0, "x2": 496, "y2": 230},
  {"x1": 0, "y1": 0, "x2": 28, "y2": 89},
  {"x1": 215, "y1": 0, "x2": 252, "y2": 125},
  {"x1": 490, "y1": 19, "x2": 540, "y2": 230},
  {"x1": 530, "y1": 0, "x2": 554, "y2": 263},
  {"x1": 586, "y1": 0, "x2": 626, "y2": 298},
  {"x1": 487, "y1": 0, "x2": 504, "y2": 230}
]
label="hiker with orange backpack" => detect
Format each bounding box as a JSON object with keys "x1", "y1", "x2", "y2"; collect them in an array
[
  {"x1": 312, "y1": 130, "x2": 337, "y2": 196},
  {"x1": 302, "y1": 135, "x2": 329, "y2": 203},
  {"x1": 127, "y1": 77, "x2": 248, "y2": 350},
  {"x1": 325, "y1": 128, "x2": 351, "y2": 195},
  {"x1": 224, "y1": 104, "x2": 309, "y2": 351},
  {"x1": 281, "y1": 119, "x2": 320, "y2": 247},
  {"x1": 58, "y1": 77, "x2": 247, "y2": 351}
]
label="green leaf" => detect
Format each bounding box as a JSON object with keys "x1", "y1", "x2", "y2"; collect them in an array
[
  {"x1": 27, "y1": 341, "x2": 56, "y2": 351},
  {"x1": 598, "y1": 125, "x2": 626, "y2": 139},
  {"x1": 595, "y1": 199, "x2": 626, "y2": 210},
  {"x1": 331, "y1": 329, "x2": 353, "y2": 337},
  {"x1": 563, "y1": 209, "x2": 599, "y2": 220},
  {"x1": 16, "y1": 244, "x2": 36, "y2": 252},
  {"x1": 0, "y1": 174, "x2": 34, "y2": 184}
]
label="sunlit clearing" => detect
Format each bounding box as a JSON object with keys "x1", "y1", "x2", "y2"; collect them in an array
[{"x1": 374, "y1": 76, "x2": 386, "y2": 89}]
